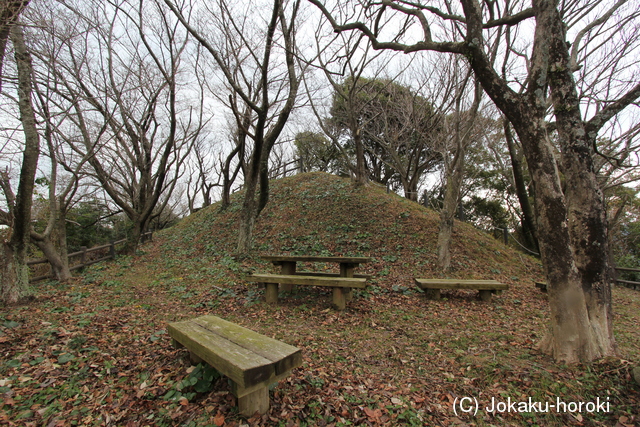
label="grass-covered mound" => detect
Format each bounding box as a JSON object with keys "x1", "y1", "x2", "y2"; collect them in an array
[
  {"x1": 169, "y1": 171, "x2": 542, "y2": 285},
  {"x1": 1, "y1": 172, "x2": 638, "y2": 427}
]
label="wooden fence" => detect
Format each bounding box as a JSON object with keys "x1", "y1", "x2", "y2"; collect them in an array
[
  {"x1": 614, "y1": 267, "x2": 640, "y2": 290},
  {"x1": 27, "y1": 231, "x2": 153, "y2": 282}
]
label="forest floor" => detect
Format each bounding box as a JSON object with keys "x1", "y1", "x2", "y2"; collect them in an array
[{"x1": 1, "y1": 172, "x2": 639, "y2": 427}]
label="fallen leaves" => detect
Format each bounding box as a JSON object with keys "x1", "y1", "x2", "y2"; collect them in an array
[{"x1": 1, "y1": 176, "x2": 638, "y2": 427}]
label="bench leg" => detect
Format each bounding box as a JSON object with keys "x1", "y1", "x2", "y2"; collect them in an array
[
  {"x1": 265, "y1": 283, "x2": 279, "y2": 304},
  {"x1": 479, "y1": 290, "x2": 492, "y2": 301},
  {"x1": 172, "y1": 340, "x2": 205, "y2": 365},
  {"x1": 425, "y1": 289, "x2": 441, "y2": 300},
  {"x1": 344, "y1": 288, "x2": 353, "y2": 302},
  {"x1": 340, "y1": 264, "x2": 354, "y2": 303},
  {"x1": 189, "y1": 351, "x2": 203, "y2": 365},
  {"x1": 237, "y1": 385, "x2": 269, "y2": 416},
  {"x1": 332, "y1": 288, "x2": 346, "y2": 310},
  {"x1": 280, "y1": 262, "x2": 296, "y2": 292}
]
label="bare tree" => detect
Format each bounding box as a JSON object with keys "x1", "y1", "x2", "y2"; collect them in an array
[
  {"x1": 310, "y1": 0, "x2": 640, "y2": 363},
  {"x1": 502, "y1": 118, "x2": 539, "y2": 250},
  {"x1": 185, "y1": 136, "x2": 220, "y2": 212},
  {"x1": 301, "y1": 21, "x2": 398, "y2": 186},
  {"x1": 0, "y1": 0, "x2": 30, "y2": 90},
  {"x1": 434, "y1": 61, "x2": 484, "y2": 271},
  {"x1": 26, "y1": 87, "x2": 87, "y2": 281},
  {"x1": 165, "y1": 0, "x2": 301, "y2": 254},
  {"x1": 0, "y1": 23, "x2": 39, "y2": 304},
  {"x1": 29, "y1": 0, "x2": 201, "y2": 251}
]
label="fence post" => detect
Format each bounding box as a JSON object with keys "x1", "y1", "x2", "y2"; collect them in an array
[
  {"x1": 422, "y1": 190, "x2": 428, "y2": 208},
  {"x1": 503, "y1": 228, "x2": 509, "y2": 245},
  {"x1": 386, "y1": 183, "x2": 390, "y2": 194},
  {"x1": 109, "y1": 240, "x2": 116, "y2": 259},
  {"x1": 81, "y1": 246, "x2": 87, "y2": 268}
]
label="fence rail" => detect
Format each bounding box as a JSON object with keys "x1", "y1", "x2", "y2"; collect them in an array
[
  {"x1": 615, "y1": 267, "x2": 640, "y2": 273},
  {"x1": 614, "y1": 267, "x2": 640, "y2": 290},
  {"x1": 28, "y1": 232, "x2": 153, "y2": 282}
]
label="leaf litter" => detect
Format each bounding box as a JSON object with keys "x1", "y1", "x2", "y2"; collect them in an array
[{"x1": 1, "y1": 173, "x2": 638, "y2": 426}]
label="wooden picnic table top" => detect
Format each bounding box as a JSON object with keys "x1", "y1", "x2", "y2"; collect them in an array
[{"x1": 261, "y1": 255, "x2": 373, "y2": 264}]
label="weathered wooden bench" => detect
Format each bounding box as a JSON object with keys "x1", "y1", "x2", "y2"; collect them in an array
[
  {"x1": 293, "y1": 271, "x2": 372, "y2": 279},
  {"x1": 246, "y1": 273, "x2": 367, "y2": 310},
  {"x1": 535, "y1": 281, "x2": 548, "y2": 292},
  {"x1": 168, "y1": 315, "x2": 302, "y2": 416},
  {"x1": 414, "y1": 278, "x2": 508, "y2": 301}
]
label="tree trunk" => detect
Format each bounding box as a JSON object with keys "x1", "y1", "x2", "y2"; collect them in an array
[
  {"x1": 545, "y1": 8, "x2": 616, "y2": 358},
  {"x1": 459, "y1": 0, "x2": 617, "y2": 363},
  {"x1": 504, "y1": 118, "x2": 538, "y2": 252},
  {"x1": 437, "y1": 150, "x2": 465, "y2": 271},
  {"x1": 353, "y1": 128, "x2": 367, "y2": 186},
  {"x1": 1, "y1": 24, "x2": 39, "y2": 305},
  {"x1": 126, "y1": 218, "x2": 145, "y2": 254},
  {"x1": 1, "y1": 241, "x2": 31, "y2": 304},
  {"x1": 30, "y1": 200, "x2": 72, "y2": 281},
  {"x1": 511, "y1": 117, "x2": 597, "y2": 360},
  {"x1": 34, "y1": 238, "x2": 71, "y2": 281},
  {"x1": 401, "y1": 175, "x2": 418, "y2": 201},
  {"x1": 236, "y1": 177, "x2": 259, "y2": 255},
  {"x1": 236, "y1": 128, "x2": 263, "y2": 255},
  {"x1": 512, "y1": 109, "x2": 612, "y2": 362}
]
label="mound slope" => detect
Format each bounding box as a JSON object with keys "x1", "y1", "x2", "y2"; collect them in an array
[{"x1": 167, "y1": 171, "x2": 543, "y2": 288}]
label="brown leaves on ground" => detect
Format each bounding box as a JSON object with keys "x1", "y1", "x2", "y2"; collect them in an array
[{"x1": 2, "y1": 173, "x2": 639, "y2": 426}]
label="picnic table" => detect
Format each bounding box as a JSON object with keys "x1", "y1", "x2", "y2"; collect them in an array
[{"x1": 247, "y1": 255, "x2": 372, "y2": 310}]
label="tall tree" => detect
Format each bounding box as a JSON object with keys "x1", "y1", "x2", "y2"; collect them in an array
[
  {"x1": 0, "y1": 23, "x2": 40, "y2": 304},
  {"x1": 30, "y1": 0, "x2": 200, "y2": 251},
  {"x1": 302, "y1": 23, "x2": 396, "y2": 186},
  {"x1": 0, "y1": 0, "x2": 30, "y2": 90},
  {"x1": 435, "y1": 64, "x2": 483, "y2": 271},
  {"x1": 165, "y1": 0, "x2": 301, "y2": 254},
  {"x1": 328, "y1": 76, "x2": 441, "y2": 198},
  {"x1": 294, "y1": 130, "x2": 340, "y2": 173},
  {"x1": 310, "y1": 0, "x2": 640, "y2": 362},
  {"x1": 503, "y1": 118, "x2": 538, "y2": 251}
]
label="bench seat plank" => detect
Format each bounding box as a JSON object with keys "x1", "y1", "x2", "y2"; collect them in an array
[
  {"x1": 294, "y1": 271, "x2": 372, "y2": 279},
  {"x1": 168, "y1": 316, "x2": 301, "y2": 389},
  {"x1": 168, "y1": 321, "x2": 273, "y2": 389},
  {"x1": 415, "y1": 279, "x2": 508, "y2": 290},
  {"x1": 262, "y1": 255, "x2": 372, "y2": 264},
  {"x1": 191, "y1": 316, "x2": 301, "y2": 376},
  {"x1": 414, "y1": 279, "x2": 508, "y2": 301},
  {"x1": 535, "y1": 281, "x2": 548, "y2": 292},
  {"x1": 247, "y1": 273, "x2": 367, "y2": 310},
  {"x1": 247, "y1": 273, "x2": 367, "y2": 288}
]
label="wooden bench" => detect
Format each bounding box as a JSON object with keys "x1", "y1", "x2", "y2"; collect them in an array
[
  {"x1": 168, "y1": 315, "x2": 302, "y2": 416},
  {"x1": 246, "y1": 273, "x2": 367, "y2": 310},
  {"x1": 535, "y1": 281, "x2": 548, "y2": 292},
  {"x1": 293, "y1": 271, "x2": 372, "y2": 279},
  {"x1": 414, "y1": 278, "x2": 508, "y2": 301}
]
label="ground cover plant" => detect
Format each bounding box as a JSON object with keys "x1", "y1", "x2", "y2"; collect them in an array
[{"x1": 1, "y1": 173, "x2": 638, "y2": 426}]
